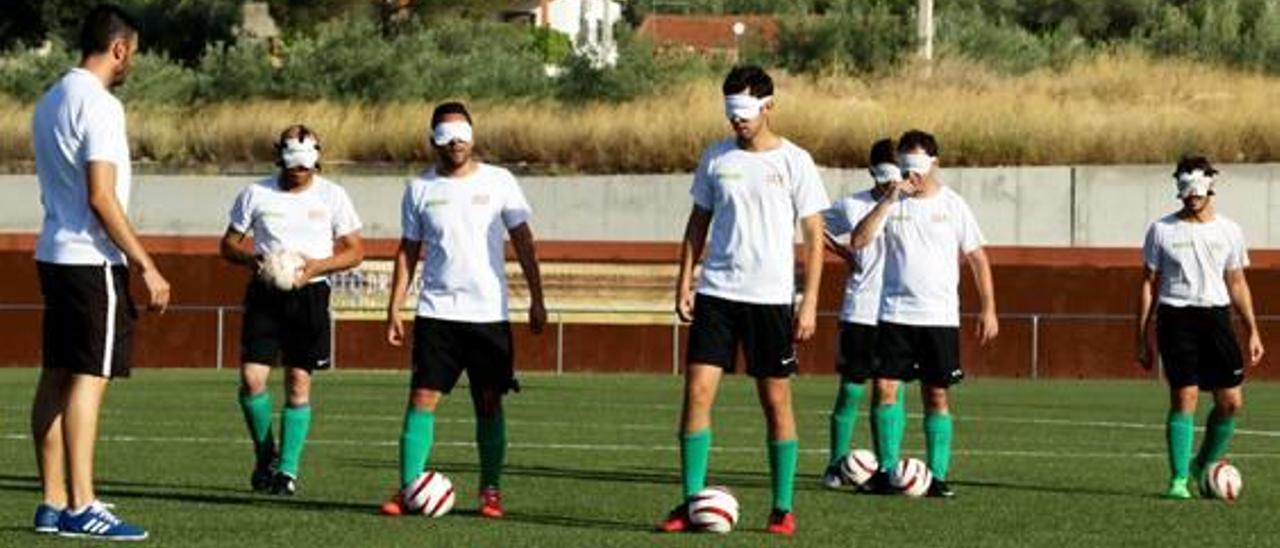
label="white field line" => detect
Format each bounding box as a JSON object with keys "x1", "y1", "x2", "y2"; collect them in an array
[{"x1": 2, "y1": 433, "x2": 1279, "y2": 460}]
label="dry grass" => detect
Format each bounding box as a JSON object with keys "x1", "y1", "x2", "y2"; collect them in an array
[{"x1": 3, "y1": 52, "x2": 1279, "y2": 173}]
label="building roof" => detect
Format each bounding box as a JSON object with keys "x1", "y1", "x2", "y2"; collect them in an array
[{"x1": 637, "y1": 14, "x2": 780, "y2": 51}]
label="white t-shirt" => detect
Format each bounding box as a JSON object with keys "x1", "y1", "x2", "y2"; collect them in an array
[
  {"x1": 824, "y1": 189, "x2": 885, "y2": 325},
  {"x1": 878, "y1": 186, "x2": 985, "y2": 327},
  {"x1": 33, "y1": 68, "x2": 132, "y2": 265},
  {"x1": 690, "y1": 138, "x2": 830, "y2": 305},
  {"x1": 228, "y1": 175, "x2": 362, "y2": 281},
  {"x1": 1143, "y1": 214, "x2": 1248, "y2": 308},
  {"x1": 402, "y1": 163, "x2": 532, "y2": 322}
]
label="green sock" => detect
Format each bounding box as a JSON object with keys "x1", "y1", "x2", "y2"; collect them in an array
[
  {"x1": 924, "y1": 412, "x2": 954, "y2": 480},
  {"x1": 680, "y1": 429, "x2": 711, "y2": 498},
  {"x1": 238, "y1": 391, "x2": 275, "y2": 463},
  {"x1": 477, "y1": 415, "x2": 506, "y2": 489},
  {"x1": 873, "y1": 403, "x2": 904, "y2": 473},
  {"x1": 278, "y1": 404, "x2": 312, "y2": 477},
  {"x1": 1166, "y1": 411, "x2": 1194, "y2": 480},
  {"x1": 1194, "y1": 409, "x2": 1237, "y2": 474},
  {"x1": 399, "y1": 407, "x2": 436, "y2": 488},
  {"x1": 768, "y1": 439, "x2": 798, "y2": 512},
  {"x1": 828, "y1": 381, "x2": 865, "y2": 466}
]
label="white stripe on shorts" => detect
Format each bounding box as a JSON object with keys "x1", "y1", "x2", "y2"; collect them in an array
[{"x1": 102, "y1": 263, "x2": 116, "y2": 377}]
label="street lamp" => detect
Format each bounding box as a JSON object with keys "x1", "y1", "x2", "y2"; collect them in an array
[{"x1": 732, "y1": 21, "x2": 745, "y2": 63}]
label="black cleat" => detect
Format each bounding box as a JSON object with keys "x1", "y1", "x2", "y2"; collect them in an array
[
  {"x1": 270, "y1": 471, "x2": 297, "y2": 496},
  {"x1": 867, "y1": 470, "x2": 901, "y2": 495},
  {"x1": 926, "y1": 479, "x2": 954, "y2": 498},
  {"x1": 251, "y1": 464, "x2": 274, "y2": 492}
]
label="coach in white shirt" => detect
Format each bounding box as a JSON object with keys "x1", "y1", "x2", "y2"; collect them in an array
[
  {"x1": 850, "y1": 130, "x2": 998, "y2": 499},
  {"x1": 29, "y1": 5, "x2": 168, "y2": 541}
]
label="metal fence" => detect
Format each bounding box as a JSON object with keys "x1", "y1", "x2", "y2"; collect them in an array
[{"x1": 1, "y1": 304, "x2": 1271, "y2": 377}]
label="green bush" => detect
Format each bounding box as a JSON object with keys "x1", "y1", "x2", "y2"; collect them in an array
[
  {"x1": 0, "y1": 44, "x2": 77, "y2": 101},
  {"x1": 775, "y1": 1, "x2": 912, "y2": 74}
]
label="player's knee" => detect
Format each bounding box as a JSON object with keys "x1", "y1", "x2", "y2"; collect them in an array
[
  {"x1": 1170, "y1": 387, "x2": 1198, "y2": 412},
  {"x1": 472, "y1": 391, "x2": 503, "y2": 418},
  {"x1": 923, "y1": 386, "x2": 949, "y2": 412},
  {"x1": 874, "y1": 380, "x2": 899, "y2": 405},
  {"x1": 409, "y1": 389, "x2": 441, "y2": 411},
  {"x1": 1215, "y1": 392, "x2": 1243, "y2": 416},
  {"x1": 285, "y1": 369, "x2": 311, "y2": 405}
]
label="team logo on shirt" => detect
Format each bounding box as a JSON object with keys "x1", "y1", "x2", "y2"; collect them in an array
[
  {"x1": 715, "y1": 169, "x2": 745, "y2": 183},
  {"x1": 931, "y1": 212, "x2": 948, "y2": 223},
  {"x1": 764, "y1": 171, "x2": 785, "y2": 187},
  {"x1": 424, "y1": 199, "x2": 449, "y2": 209},
  {"x1": 307, "y1": 209, "x2": 328, "y2": 221},
  {"x1": 472, "y1": 194, "x2": 491, "y2": 206}
]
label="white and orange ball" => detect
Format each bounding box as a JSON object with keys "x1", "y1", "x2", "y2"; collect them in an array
[
  {"x1": 893, "y1": 458, "x2": 933, "y2": 497},
  {"x1": 402, "y1": 471, "x2": 455, "y2": 517},
  {"x1": 687, "y1": 486, "x2": 739, "y2": 534}
]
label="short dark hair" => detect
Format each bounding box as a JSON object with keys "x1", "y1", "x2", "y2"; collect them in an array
[
  {"x1": 430, "y1": 101, "x2": 473, "y2": 129},
  {"x1": 722, "y1": 65, "x2": 773, "y2": 98},
  {"x1": 1174, "y1": 155, "x2": 1218, "y2": 177},
  {"x1": 80, "y1": 4, "x2": 139, "y2": 58},
  {"x1": 897, "y1": 129, "x2": 938, "y2": 157},
  {"x1": 869, "y1": 138, "x2": 896, "y2": 165}
]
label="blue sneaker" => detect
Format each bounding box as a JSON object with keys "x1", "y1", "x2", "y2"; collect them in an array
[
  {"x1": 33, "y1": 503, "x2": 63, "y2": 534},
  {"x1": 58, "y1": 500, "x2": 148, "y2": 541}
]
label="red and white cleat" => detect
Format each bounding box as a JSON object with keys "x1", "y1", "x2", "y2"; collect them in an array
[
  {"x1": 478, "y1": 487, "x2": 504, "y2": 519},
  {"x1": 379, "y1": 492, "x2": 405, "y2": 516},
  {"x1": 656, "y1": 502, "x2": 692, "y2": 533},
  {"x1": 765, "y1": 510, "x2": 796, "y2": 536}
]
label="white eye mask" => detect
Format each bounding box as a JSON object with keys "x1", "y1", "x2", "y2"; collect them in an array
[
  {"x1": 870, "y1": 162, "x2": 902, "y2": 184},
  {"x1": 900, "y1": 153, "x2": 935, "y2": 176},
  {"x1": 280, "y1": 137, "x2": 319, "y2": 170},
  {"x1": 432, "y1": 121, "x2": 473, "y2": 146},
  {"x1": 724, "y1": 93, "x2": 772, "y2": 121},
  {"x1": 1176, "y1": 169, "x2": 1214, "y2": 199}
]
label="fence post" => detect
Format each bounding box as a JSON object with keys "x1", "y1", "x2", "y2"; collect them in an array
[
  {"x1": 556, "y1": 312, "x2": 564, "y2": 375},
  {"x1": 1030, "y1": 314, "x2": 1040, "y2": 380},
  {"x1": 215, "y1": 307, "x2": 225, "y2": 371},
  {"x1": 671, "y1": 313, "x2": 680, "y2": 376},
  {"x1": 330, "y1": 312, "x2": 337, "y2": 370}
]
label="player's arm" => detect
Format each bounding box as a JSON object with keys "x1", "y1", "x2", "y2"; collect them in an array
[
  {"x1": 1226, "y1": 268, "x2": 1264, "y2": 366},
  {"x1": 1136, "y1": 267, "x2": 1159, "y2": 369},
  {"x1": 796, "y1": 213, "x2": 825, "y2": 341},
  {"x1": 299, "y1": 232, "x2": 365, "y2": 282},
  {"x1": 965, "y1": 246, "x2": 998, "y2": 345},
  {"x1": 386, "y1": 238, "x2": 422, "y2": 347},
  {"x1": 219, "y1": 226, "x2": 258, "y2": 270},
  {"x1": 823, "y1": 231, "x2": 856, "y2": 267},
  {"x1": 87, "y1": 161, "x2": 170, "y2": 312},
  {"x1": 849, "y1": 182, "x2": 902, "y2": 250},
  {"x1": 676, "y1": 205, "x2": 712, "y2": 322},
  {"x1": 509, "y1": 222, "x2": 546, "y2": 334}
]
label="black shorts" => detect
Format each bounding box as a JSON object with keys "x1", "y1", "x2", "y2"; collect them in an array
[
  {"x1": 38, "y1": 262, "x2": 137, "y2": 379},
  {"x1": 1157, "y1": 305, "x2": 1244, "y2": 390},
  {"x1": 241, "y1": 279, "x2": 331, "y2": 371},
  {"x1": 411, "y1": 317, "x2": 516, "y2": 394},
  {"x1": 836, "y1": 322, "x2": 878, "y2": 383},
  {"x1": 877, "y1": 322, "x2": 963, "y2": 387},
  {"x1": 686, "y1": 293, "x2": 797, "y2": 378}
]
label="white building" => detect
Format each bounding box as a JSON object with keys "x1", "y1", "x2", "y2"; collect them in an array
[{"x1": 501, "y1": 0, "x2": 623, "y2": 66}]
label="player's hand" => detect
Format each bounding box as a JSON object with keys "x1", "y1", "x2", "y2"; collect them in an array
[
  {"x1": 794, "y1": 300, "x2": 818, "y2": 342},
  {"x1": 1135, "y1": 334, "x2": 1154, "y2": 371},
  {"x1": 141, "y1": 267, "x2": 170, "y2": 314},
  {"x1": 528, "y1": 299, "x2": 547, "y2": 335},
  {"x1": 676, "y1": 288, "x2": 695, "y2": 323},
  {"x1": 295, "y1": 257, "x2": 321, "y2": 288},
  {"x1": 1248, "y1": 331, "x2": 1264, "y2": 366},
  {"x1": 976, "y1": 309, "x2": 998, "y2": 346},
  {"x1": 387, "y1": 312, "x2": 405, "y2": 347}
]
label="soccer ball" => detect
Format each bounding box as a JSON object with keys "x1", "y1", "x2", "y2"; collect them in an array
[
  {"x1": 839, "y1": 449, "x2": 879, "y2": 487},
  {"x1": 259, "y1": 250, "x2": 306, "y2": 291},
  {"x1": 402, "y1": 471, "x2": 455, "y2": 517},
  {"x1": 1201, "y1": 461, "x2": 1242, "y2": 502},
  {"x1": 687, "y1": 486, "x2": 738, "y2": 534},
  {"x1": 893, "y1": 458, "x2": 933, "y2": 497}
]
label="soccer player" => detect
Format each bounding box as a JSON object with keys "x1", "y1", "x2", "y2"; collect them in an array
[
  {"x1": 220, "y1": 125, "x2": 365, "y2": 496},
  {"x1": 380, "y1": 102, "x2": 546, "y2": 519},
  {"x1": 1136, "y1": 156, "x2": 1264, "y2": 499},
  {"x1": 849, "y1": 130, "x2": 998, "y2": 499},
  {"x1": 658, "y1": 65, "x2": 828, "y2": 536},
  {"x1": 820, "y1": 138, "x2": 903, "y2": 488},
  {"x1": 29, "y1": 5, "x2": 169, "y2": 540}
]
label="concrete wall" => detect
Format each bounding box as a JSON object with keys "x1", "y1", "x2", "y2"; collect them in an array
[{"x1": 3, "y1": 164, "x2": 1278, "y2": 246}]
